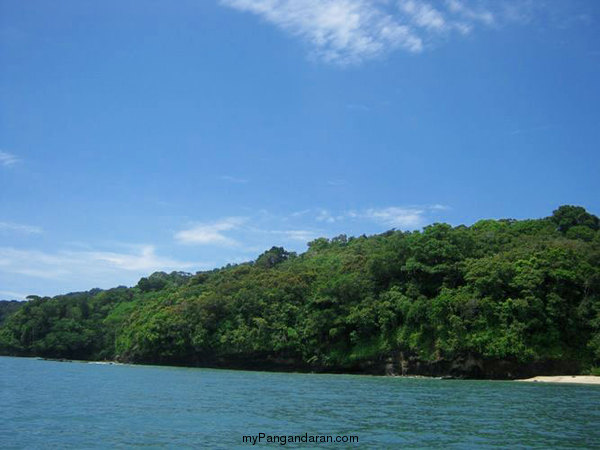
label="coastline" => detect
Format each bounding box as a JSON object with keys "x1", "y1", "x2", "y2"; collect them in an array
[
  {"x1": 35, "y1": 357, "x2": 600, "y2": 383},
  {"x1": 516, "y1": 375, "x2": 600, "y2": 385},
  {"x1": 4, "y1": 356, "x2": 600, "y2": 383}
]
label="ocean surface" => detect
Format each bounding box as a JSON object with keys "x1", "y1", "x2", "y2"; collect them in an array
[{"x1": 1, "y1": 357, "x2": 599, "y2": 449}]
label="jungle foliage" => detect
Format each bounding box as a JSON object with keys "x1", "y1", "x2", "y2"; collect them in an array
[{"x1": 1, "y1": 206, "x2": 599, "y2": 374}]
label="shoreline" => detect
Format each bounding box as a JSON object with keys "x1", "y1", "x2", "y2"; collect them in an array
[
  {"x1": 3, "y1": 356, "x2": 599, "y2": 383},
  {"x1": 516, "y1": 375, "x2": 600, "y2": 385}
]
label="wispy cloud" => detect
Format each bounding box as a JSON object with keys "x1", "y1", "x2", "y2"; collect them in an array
[
  {"x1": 445, "y1": 0, "x2": 494, "y2": 26},
  {"x1": 176, "y1": 212, "x2": 324, "y2": 250},
  {"x1": 0, "y1": 290, "x2": 29, "y2": 301},
  {"x1": 87, "y1": 246, "x2": 198, "y2": 272},
  {"x1": 400, "y1": 0, "x2": 447, "y2": 31},
  {"x1": 0, "y1": 151, "x2": 19, "y2": 167},
  {"x1": 0, "y1": 245, "x2": 202, "y2": 283},
  {"x1": 362, "y1": 206, "x2": 425, "y2": 228},
  {"x1": 220, "y1": 0, "x2": 528, "y2": 64},
  {"x1": 175, "y1": 203, "x2": 448, "y2": 254},
  {"x1": 175, "y1": 217, "x2": 247, "y2": 246},
  {"x1": 0, "y1": 222, "x2": 43, "y2": 235},
  {"x1": 222, "y1": 0, "x2": 423, "y2": 64},
  {"x1": 359, "y1": 204, "x2": 449, "y2": 228},
  {"x1": 266, "y1": 229, "x2": 320, "y2": 242},
  {"x1": 316, "y1": 209, "x2": 340, "y2": 224},
  {"x1": 307, "y1": 204, "x2": 449, "y2": 229},
  {"x1": 290, "y1": 209, "x2": 311, "y2": 218},
  {"x1": 220, "y1": 175, "x2": 249, "y2": 184},
  {"x1": 283, "y1": 229, "x2": 319, "y2": 241}
]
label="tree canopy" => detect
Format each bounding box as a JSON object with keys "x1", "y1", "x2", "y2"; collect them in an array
[{"x1": 1, "y1": 206, "x2": 599, "y2": 378}]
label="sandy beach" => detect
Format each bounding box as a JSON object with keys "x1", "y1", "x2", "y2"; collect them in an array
[{"x1": 517, "y1": 376, "x2": 600, "y2": 385}]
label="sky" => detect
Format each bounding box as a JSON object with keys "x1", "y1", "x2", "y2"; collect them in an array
[{"x1": 1, "y1": 0, "x2": 599, "y2": 299}]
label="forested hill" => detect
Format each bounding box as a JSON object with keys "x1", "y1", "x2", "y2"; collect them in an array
[
  {"x1": 0, "y1": 301, "x2": 22, "y2": 326},
  {"x1": 1, "y1": 205, "x2": 599, "y2": 379}
]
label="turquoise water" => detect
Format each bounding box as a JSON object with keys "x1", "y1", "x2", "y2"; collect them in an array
[{"x1": 1, "y1": 357, "x2": 599, "y2": 449}]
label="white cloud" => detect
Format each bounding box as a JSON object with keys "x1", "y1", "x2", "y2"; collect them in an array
[
  {"x1": 295, "y1": 204, "x2": 449, "y2": 229},
  {"x1": 221, "y1": 0, "x2": 514, "y2": 64},
  {"x1": 176, "y1": 214, "x2": 323, "y2": 250},
  {"x1": 0, "y1": 222, "x2": 43, "y2": 235},
  {"x1": 0, "y1": 290, "x2": 28, "y2": 301},
  {"x1": 175, "y1": 217, "x2": 247, "y2": 246},
  {"x1": 316, "y1": 209, "x2": 337, "y2": 223},
  {"x1": 445, "y1": 0, "x2": 494, "y2": 25},
  {"x1": 359, "y1": 204, "x2": 450, "y2": 228},
  {"x1": 284, "y1": 230, "x2": 319, "y2": 241},
  {"x1": 363, "y1": 206, "x2": 426, "y2": 228},
  {"x1": 269, "y1": 229, "x2": 319, "y2": 242},
  {"x1": 0, "y1": 245, "x2": 202, "y2": 283},
  {"x1": 222, "y1": 0, "x2": 423, "y2": 64},
  {"x1": 0, "y1": 151, "x2": 19, "y2": 167},
  {"x1": 290, "y1": 209, "x2": 311, "y2": 218},
  {"x1": 87, "y1": 246, "x2": 196, "y2": 272},
  {"x1": 244, "y1": 223, "x2": 321, "y2": 244},
  {"x1": 400, "y1": 0, "x2": 446, "y2": 31},
  {"x1": 316, "y1": 208, "x2": 355, "y2": 223},
  {"x1": 175, "y1": 204, "x2": 449, "y2": 255},
  {"x1": 220, "y1": 175, "x2": 249, "y2": 184}
]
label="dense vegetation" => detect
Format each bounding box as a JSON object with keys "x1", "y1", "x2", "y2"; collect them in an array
[
  {"x1": 1, "y1": 206, "x2": 599, "y2": 378},
  {"x1": 0, "y1": 301, "x2": 22, "y2": 326}
]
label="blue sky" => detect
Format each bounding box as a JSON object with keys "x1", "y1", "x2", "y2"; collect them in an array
[{"x1": 1, "y1": 0, "x2": 599, "y2": 299}]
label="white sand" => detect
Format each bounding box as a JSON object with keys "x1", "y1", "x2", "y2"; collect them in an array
[{"x1": 516, "y1": 375, "x2": 600, "y2": 385}]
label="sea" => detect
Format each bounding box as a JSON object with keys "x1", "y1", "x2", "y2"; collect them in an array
[{"x1": 1, "y1": 356, "x2": 599, "y2": 449}]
